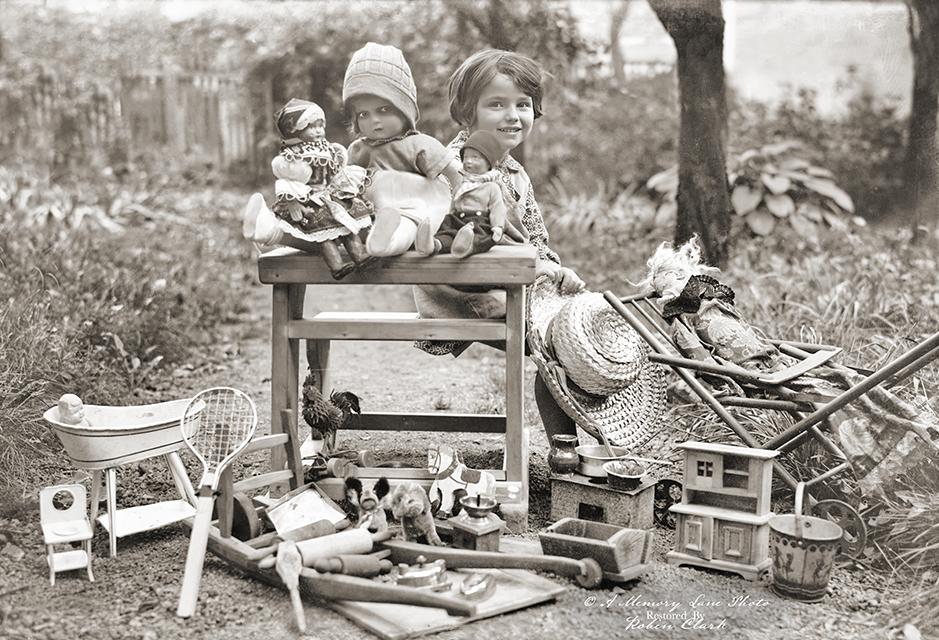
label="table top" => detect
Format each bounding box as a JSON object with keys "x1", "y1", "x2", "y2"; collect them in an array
[{"x1": 258, "y1": 244, "x2": 538, "y2": 286}]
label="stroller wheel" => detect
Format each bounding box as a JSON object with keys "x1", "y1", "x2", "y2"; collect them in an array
[{"x1": 810, "y1": 499, "x2": 867, "y2": 559}]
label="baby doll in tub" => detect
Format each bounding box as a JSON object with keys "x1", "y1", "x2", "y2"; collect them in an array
[
  {"x1": 637, "y1": 237, "x2": 783, "y2": 372},
  {"x1": 243, "y1": 98, "x2": 374, "y2": 279}
]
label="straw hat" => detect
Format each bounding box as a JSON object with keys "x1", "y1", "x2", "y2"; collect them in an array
[{"x1": 527, "y1": 276, "x2": 667, "y2": 448}]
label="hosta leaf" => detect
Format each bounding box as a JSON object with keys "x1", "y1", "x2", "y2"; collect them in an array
[
  {"x1": 647, "y1": 166, "x2": 678, "y2": 194},
  {"x1": 796, "y1": 202, "x2": 825, "y2": 222},
  {"x1": 765, "y1": 193, "x2": 795, "y2": 218},
  {"x1": 823, "y1": 209, "x2": 849, "y2": 232},
  {"x1": 778, "y1": 169, "x2": 812, "y2": 184},
  {"x1": 806, "y1": 165, "x2": 835, "y2": 179},
  {"x1": 802, "y1": 177, "x2": 855, "y2": 213},
  {"x1": 761, "y1": 140, "x2": 802, "y2": 156},
  {"x1": 655, "y1": 200, "x2": 677, "y2": 226},
  {"x1": 762, "y1": 173, "x2": 792, "y2": 195},
  {"x1": 746, "y1": 208, "x2": 776, "y2": 235},
  {"x1": 780, "y1": 157, "x2": 810, "y2": 171},
  {"x1": 732, "y1": 183, "x2": 763, "y2": 215},
  {"x1": 789, "y1": 211, "x2": 817, "y2": 239}
]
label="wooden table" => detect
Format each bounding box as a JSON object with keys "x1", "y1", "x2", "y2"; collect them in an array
[{"x1": 257, "y1": 245, "x2": 537, "y2": 530}]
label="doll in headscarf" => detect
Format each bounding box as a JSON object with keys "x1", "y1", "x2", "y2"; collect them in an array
[
  {"x1": 638, "y1": 237, "x2": 782, "y2": 371},
  {"x1": 243, "y1": 99, "x2": 374, "y2": 279}
]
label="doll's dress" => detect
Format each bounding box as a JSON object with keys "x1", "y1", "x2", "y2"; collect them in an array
[
  {"x1": 662, "y1": 275, "x2": 782, "y2": 371},
  {"x1": 271, "y1": 139, "x2": 372, "y2": 243}
]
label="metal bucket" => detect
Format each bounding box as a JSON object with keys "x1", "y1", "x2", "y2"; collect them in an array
[{"x1": 768, "y1": 483, "x2": 843, "y2": 602}]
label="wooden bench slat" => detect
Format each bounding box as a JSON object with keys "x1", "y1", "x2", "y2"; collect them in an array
[
  {"x1": 258, "y1": 245, "x2": 537, "y2": 285},
  {"x1": 287, "y1": 317, "x2": 506, "y2": 341},
  {"x1": 233, "y1": 470, "x2": 295, "y2": 493},
  {"x1": 242, "y1": 433, "x2": 289, "y2": 455},
  {"x1": 341, "y1": 412, "x2": 507, "y2": 433}
]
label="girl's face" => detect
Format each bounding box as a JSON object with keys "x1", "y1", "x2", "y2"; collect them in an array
[
  {"x1": 352, "y1": 96, "x2": 407, "y2": 140},
  {"x1": 297, "y1": 119, "x2": 326, "y2": 142},
  {"x1": 461, "y1": 148, "x2": 491, "y2": 175},
  {"x1": 472, "y1": 73, "x2": 534, "y2": 159}
]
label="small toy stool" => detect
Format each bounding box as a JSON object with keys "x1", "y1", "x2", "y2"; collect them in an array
[{"x1": 40, "y1": 484, "x2": 95, "y2": 586}]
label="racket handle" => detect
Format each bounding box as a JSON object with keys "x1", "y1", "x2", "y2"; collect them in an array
[
  {"x1": 177, "y1": 493, "x2": 215, "y2": 618},
  {"x1": 289, "y1": 587, "x2": 306, "y2": 632}
]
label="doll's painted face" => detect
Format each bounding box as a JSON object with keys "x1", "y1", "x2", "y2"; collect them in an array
[
  {"x1": 461, "y1": 148, "x2": 491, "y2": 175},
  {"x1": 353, "y1": 96, "x2": 407, "y2": 140},
  {"x1": 297, "y1": 119, "x2": 326, "y2": 142},
  {"x1": 473, "y1": 73, "x2": 534, "y2": 159},
  {"x1": 652, "y1": 264, "x2": 693, "y2": 302}
]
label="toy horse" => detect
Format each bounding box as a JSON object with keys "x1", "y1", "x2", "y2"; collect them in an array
[{"x1": 427, "y1": 444, "x2": 496, "y2": 516}]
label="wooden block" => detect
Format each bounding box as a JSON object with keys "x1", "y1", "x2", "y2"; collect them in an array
[{"x1": 550, "y1": 474, "x2": 654, "y2": 529}]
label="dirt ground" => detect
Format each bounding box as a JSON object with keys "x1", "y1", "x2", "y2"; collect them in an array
[{"x1": 0, "y1": 276, "x2": 901, "y2": 640}]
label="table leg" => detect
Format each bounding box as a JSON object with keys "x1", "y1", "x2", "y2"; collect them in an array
[
  {"x1": 503, "y1": 285, "x2": 529, "y2": 532},
  {"x1": 165, "y1": 452, "x2": 196, "y2": 505},
  {"x1": 89, "y1": 469, "x2": 103, "y2": 532},
  {"x1": 105, "y1": 467, "x2": 118, "y2": 557}
]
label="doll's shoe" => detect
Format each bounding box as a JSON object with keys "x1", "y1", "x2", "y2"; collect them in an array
[
  {"x1": 451, "y1": 223, "x2": 476, "y2": 259},
  {"x1": 244, "y1": 193, "x2": 283, "y2": 249},
  {"x1": 414, "y1": 219, "x2": 438, "y2": 257},
  {"x1": 365, "y1": 208, "x2": 402, "y2": 256}
]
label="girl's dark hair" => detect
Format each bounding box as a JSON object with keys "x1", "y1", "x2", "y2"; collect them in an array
[{"x1": 448, "y1": 49, "x2": 545, "y2": 128}]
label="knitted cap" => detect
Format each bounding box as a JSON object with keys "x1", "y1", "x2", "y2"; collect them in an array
[
  {"x1": 460, "y1": 131, "x2": 502, "y2": 169},
  {"x1": 275, "y1": 99, "x2": 326, "y2": 141},
  {"x1": 342, "y1": 42, "x2": 419, "y2": 128}
]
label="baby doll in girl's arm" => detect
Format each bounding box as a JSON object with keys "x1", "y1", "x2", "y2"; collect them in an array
[
  {"x1": 415, "y1": 130, "x2": 510, "y2": 258},
  {"x1": 342, "y1": 43, "x2": 463, "y2": 258}
]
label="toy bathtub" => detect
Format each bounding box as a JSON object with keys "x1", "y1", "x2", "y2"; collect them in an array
[{"x1": 43, "y1": 399, "x2": 202, "y2": 470}]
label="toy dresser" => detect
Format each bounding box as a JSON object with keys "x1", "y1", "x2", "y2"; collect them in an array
[{"x1": 257, "y1": 245, "x2": 536, "y2": 529}]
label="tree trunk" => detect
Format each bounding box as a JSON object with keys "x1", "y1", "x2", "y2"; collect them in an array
[
  {"x1": 610, "y1": 0, "x2": 630, "y2": 87},
  {"x1": 649, "y1": 0, "x2": 731, "y2": 267},
  {"x1": 905, "y1": 0, "x2": 939, "y2": 241}
]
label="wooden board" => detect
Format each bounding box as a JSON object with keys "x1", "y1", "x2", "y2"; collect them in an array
[{"x1": 327, "y1": 569, "x2": 565, "y2": 640}]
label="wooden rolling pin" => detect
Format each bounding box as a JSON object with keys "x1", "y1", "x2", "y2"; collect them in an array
[
  {"x1": 312, "y1": 554, "x2": 393, "y2": 578},
  {"x1": 258, "y1": 529, "x2": 391, "y2": 569},
  {"x1": 381, "y1": 539, "x2": 604, "y2": 588},
  {"x1": 298, "y1": 569, "x2": 476, "y2": 617},
  {"x1": 246, "y1": 519, "x2": 338, "y2": 549}
]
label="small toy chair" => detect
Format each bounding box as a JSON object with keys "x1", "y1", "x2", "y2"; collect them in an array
[{"x1": 39, "y1": 484, "x2": 95, "y2": 585}]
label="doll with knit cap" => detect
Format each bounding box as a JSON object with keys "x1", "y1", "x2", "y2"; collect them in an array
[
  {"x1": 243, "y1": 98, "x2": 373, "y2": 279},
  {"x1": 415, "y1": 130, "x2": 509, "y2": 258},
  {"x1": 342, "y1": 42, "x2": 462, "y2": 257}
]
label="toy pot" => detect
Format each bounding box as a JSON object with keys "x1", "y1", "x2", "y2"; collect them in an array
[
  {"x1": 602, "y1": 461, "x2": 647, "y2": 491},
  {"x1": 548, "y1": 435, "x2": 580, "y2": 476},
  {"x1": 459, "y1": 495, "x2": 498, "y2": 521},
  {"x1": 768, "y1": 483, "x2": 843, "y2": 602}
]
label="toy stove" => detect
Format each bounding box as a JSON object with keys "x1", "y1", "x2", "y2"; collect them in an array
[
  {"x1": 666, "y1": 441, "x2": 778, "y2": 581},
  {"x1": 550, "y1": 472, "x2": 654, "y2": 530},
  {"x1": 448, "y1": 495, "x2": 505, "y2": 552}
]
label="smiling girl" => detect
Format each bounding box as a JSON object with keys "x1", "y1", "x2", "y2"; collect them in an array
[{"x1": 414, "y1": 49, "x2": 585, "y2": 439}]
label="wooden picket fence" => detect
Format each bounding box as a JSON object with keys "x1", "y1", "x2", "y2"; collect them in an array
[
  {"x1": 0, "y1": 69, "x2": 256, "y2": 171},
  {"x1": 120, "y1": 71, "x2": 255, "y2": 169}
]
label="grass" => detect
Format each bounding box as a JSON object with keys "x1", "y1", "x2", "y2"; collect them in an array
[{"x1": 0, "y1": 173, "x2": 256, "y2": 495}]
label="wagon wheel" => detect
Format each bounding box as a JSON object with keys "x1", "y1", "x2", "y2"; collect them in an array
[
  {"x1": 809, "y1": 499, "x2": 867, "y2": 559},
  {"x1": 654, "y1": 479, "x2": 683, "y2": 529}
]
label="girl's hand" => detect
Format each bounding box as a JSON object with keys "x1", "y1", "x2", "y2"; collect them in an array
[{"x1": 555, "y1": 266, "x2": 585, "y2": 294}]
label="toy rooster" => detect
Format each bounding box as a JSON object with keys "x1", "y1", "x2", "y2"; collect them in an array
[{"x1": 301, "y1": 371, "x2": 361, "y2": 443}]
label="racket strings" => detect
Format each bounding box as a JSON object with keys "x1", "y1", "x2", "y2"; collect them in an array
[{"x1": 186, "y1": 390, "x2": 256, "y2": 469}]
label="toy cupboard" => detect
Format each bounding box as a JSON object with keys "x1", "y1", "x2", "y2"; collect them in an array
[{"x1": 667, "y1": 442, "x2": 778, "y2": 580}]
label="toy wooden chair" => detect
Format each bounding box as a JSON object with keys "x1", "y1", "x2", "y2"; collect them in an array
[
  {"x1": 40, "y1": 484, "x2": 95, "y2": 585},
  {"x1": 605, "y1": 290, "x2": 939, "y2": 557}
]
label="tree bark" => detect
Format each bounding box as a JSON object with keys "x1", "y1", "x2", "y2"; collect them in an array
[
  {"x1": 649, "y1": 0, "x2": 731, "y2": 267},
  {"x1": 905, "y1": 0, "x2": 939, "y2": 241},
  {"x1": 610, "y1": 0, "x2": 630, "y2": 87}
]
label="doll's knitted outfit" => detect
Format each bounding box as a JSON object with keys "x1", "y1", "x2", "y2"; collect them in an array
[
  {"x1": 343, "y1": 43, "x2": 453, "y2": 229},
  {"x1": 413, "y1": 129, "x2": 563, "y2": 356}
]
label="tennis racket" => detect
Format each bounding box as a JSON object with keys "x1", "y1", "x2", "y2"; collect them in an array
[{"x1": 176, "y1": 387, "x2": 258, "y2": 618}]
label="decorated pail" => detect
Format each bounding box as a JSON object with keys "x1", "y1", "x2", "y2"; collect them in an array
[{"x1": 768, "y1": 483, "x2": 843, "y2": 602}]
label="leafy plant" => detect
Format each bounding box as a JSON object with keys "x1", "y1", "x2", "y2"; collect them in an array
[{"x1": 646, "y1": 140, "x2": 862, "y2": 243}]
